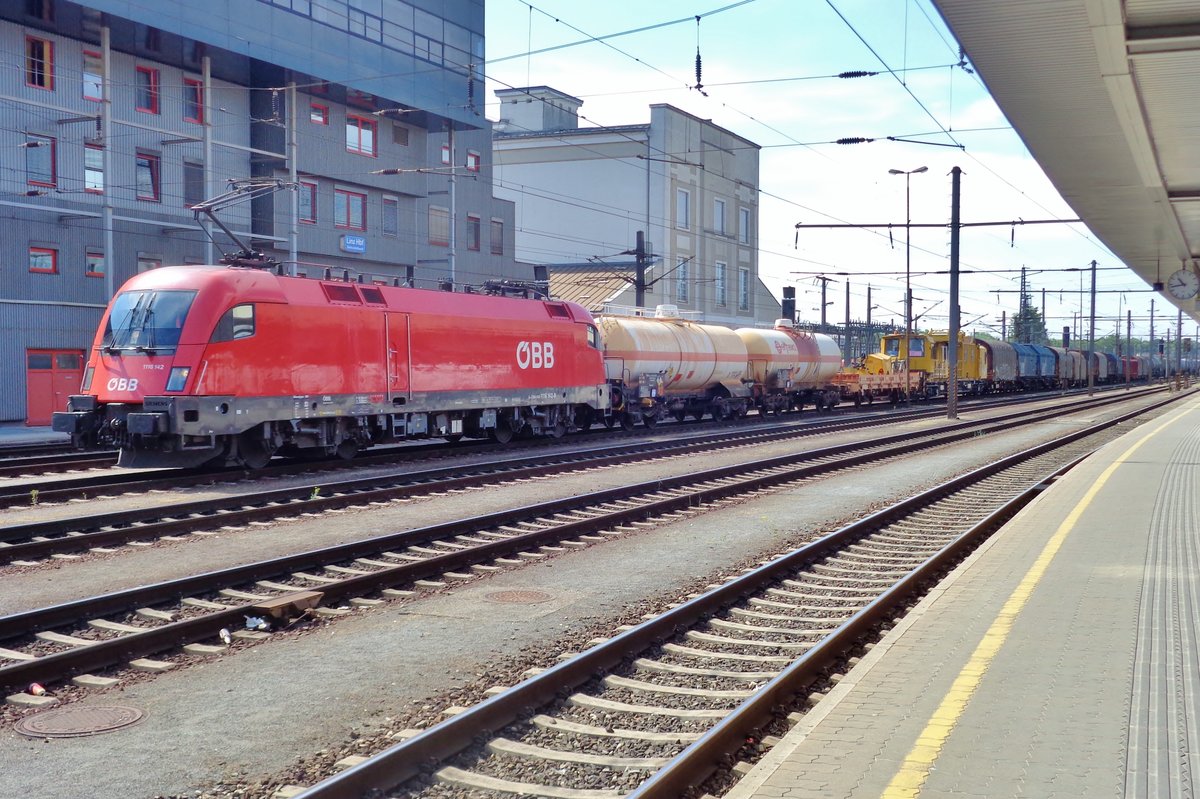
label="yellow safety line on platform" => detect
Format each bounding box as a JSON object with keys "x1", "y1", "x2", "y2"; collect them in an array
[{"x1": 880, "y1": 398, "x2": 1198, "y2": 798}]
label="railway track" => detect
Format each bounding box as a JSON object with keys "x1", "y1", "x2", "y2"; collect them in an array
[
  {"x1": 0, "y1": 441, "x2": 73, "y2": 459},
  {"x1": 0, "y1": 384, "x2": 1143, "y2": 486},
  {"x1": 286, "y1": 391, "x2": 1180, "y2": 799},
  {"x1": 0, "y1": 387, "x2": 1174, "y2": 704},
  {"x1": 0, "y1": 451, "x2": 114, "y2": 480},
  {"x1": 0, "y1": 387, "x2": 1160, "y2": 564}
]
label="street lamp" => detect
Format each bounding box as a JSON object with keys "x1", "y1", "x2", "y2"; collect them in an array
[{"x1": 888, "y1": 166, "x2": 928, "y2": 406}]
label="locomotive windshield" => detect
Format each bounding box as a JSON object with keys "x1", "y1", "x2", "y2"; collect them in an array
[
  {"x1": 884, "y1": 337, "x2": 926, "y2": 358},
  {"x1": 103, "y1": 290, "x2": 198, "y2": 354}
]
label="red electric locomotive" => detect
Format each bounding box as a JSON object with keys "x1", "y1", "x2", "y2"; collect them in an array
[{"x1": 53, "y1": 264, "x2": 610, "y2": 468}]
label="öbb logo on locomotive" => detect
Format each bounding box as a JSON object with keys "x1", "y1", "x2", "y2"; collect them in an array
[
  {"x1": 106, "y1": 378, "x2": 139, "y2": 392},
  {"x1": 516, "y1": 341, "x2": 555, "y2": 370}
]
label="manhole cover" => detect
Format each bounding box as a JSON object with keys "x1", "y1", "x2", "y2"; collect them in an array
[
  {"x1": 15, "y1": 705, "x2": 145, "y2": 739},
  {"x1": 484, "y1": 589, "x2": 553, "y2": 604}
]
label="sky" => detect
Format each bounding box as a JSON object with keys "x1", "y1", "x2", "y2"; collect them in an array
[{"x1": 482, "y1": 0, "x2": 1189, "y2": 345}]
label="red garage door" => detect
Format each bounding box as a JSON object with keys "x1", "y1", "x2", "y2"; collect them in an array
[{"x1": 26, "y1": 350, "x2": 84, "y2": 426}]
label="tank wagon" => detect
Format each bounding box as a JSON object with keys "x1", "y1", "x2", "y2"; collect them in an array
[
  {"x1": 54, "y1": 265, "x2": 610, "y2": 467},
  {"x1": 597, "y1": 306, "x2": 842, "y2": 424}
]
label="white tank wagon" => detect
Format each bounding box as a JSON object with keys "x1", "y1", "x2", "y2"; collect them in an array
[
  {"x1": 736, "y1": 323, "x2": 843, "y2": 412},
  {"x1": 597, "y1": 305, "x2": 751, "y2": 425}
]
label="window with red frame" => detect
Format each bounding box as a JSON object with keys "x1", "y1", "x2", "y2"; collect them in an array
[
  {"x1": 310, "y1": 103, "x2": 328, "y2": 125},
  {"x1": 84, "y1": 143, "x2": 103, "y2": 193},
  {"x1": 29, "y1": 247, "x2": 57, "y2": 274},
  {"x1": 183, "y1": 78, "x2": 203, "y2": 123},
  {"x1": 345, "y1": 115, "x2": 376, "y2": 156},
  {"x1": 25, "y1": 36, "x2": 53, "y2": 89},
  {"x1": 82, "y1": 50, "x2": 102, "y2": 100},
  {"x1": 299, "y1": 181, "x2": 317, "y2": 223},
  {"x1": 135, "y1": 151, "x2": 160, "y2": 201},
  {"x1": 440, "y1": 144, "x2": 450, "y2": 165},
  {"x1": 466, "y1": 214, "x2": 481, "y2": 251},
  {"x1": 135, "y1": 66, "x2": 159, "y2": 113},
  {"x1": 334, "y1": 188, "x2": 366, "y2": 230},
  {"x1": 466, "y1": 150, "x2": 481, "y2": 172},
  {"x1": 25, "y1": 134, "x2": 55, "y2": 187},
  {"x1": 85, "y1": 249, "x2": 105, "y2": 278}
]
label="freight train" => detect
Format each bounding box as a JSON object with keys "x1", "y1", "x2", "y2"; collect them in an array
[
  {"x1": 52, "y1": 264, "x2": 844, "y2": 468},
  {"x1": 850, "y1": 330, "x2": 1168, "y2": 400}
]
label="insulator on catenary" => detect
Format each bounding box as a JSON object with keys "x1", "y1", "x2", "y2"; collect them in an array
[
  {"x1": 837, "y1": 70, "x2": 877, "y2": 79},
  {"x1": 835, "y1": 137, "x2": 873, "y2": 145}
]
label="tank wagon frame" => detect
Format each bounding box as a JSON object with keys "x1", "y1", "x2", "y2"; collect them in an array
[{"x1": 597, "y1": 306, "x2": 843, "y2": 426}]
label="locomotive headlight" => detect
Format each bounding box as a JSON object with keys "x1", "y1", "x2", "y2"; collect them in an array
[
  {"x1": 81, "y1": 366, "x2": 94, "y2": 392},
  {"x1": 165, "y1": 366, "x2": 191, "y2": 392}
]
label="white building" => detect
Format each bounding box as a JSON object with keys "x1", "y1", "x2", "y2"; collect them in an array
[{"x1": 492, "y1": 87, "x2": 780, "y2": 326}]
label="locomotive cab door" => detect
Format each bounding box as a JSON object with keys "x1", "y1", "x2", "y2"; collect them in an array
[{"x1": 386, "y1": 313, "x2": 411, "y2": 401}]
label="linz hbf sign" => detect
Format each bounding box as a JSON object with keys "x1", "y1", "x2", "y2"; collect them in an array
[{"x1": 340, "y1": 235, "x2": 367, "y2": 254}]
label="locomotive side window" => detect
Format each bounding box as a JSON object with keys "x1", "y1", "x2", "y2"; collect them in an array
[
  {"x1": 103, "y1": 289, "x2": 197, "y2": 354},
  {"x1": 322, "y1": 283, "x2": 362, "y2": 303},
  {"x1": 210, "y1": 304, "x2": 256, "y2": 343},
  {"x1": 587, "y1": 325, "x2": 599, "y2": 349},
  {"x1": 360, "y1": 286, "x2": 386, "y2": 304}
]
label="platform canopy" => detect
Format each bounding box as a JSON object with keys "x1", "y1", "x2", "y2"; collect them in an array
[{"x1": 933, "y1": 0, "x2": 1200, "y2": 321}]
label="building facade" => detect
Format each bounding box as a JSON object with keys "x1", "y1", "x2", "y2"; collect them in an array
[
  {"x1": 1, "y1": 0, "x2": 519, "y2": 423},
  {"x1": 492, "y1": 86, "x2": 781, "y2": 327}
]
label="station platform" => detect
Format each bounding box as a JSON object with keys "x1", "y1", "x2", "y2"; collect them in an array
[{"x1": 730, "y1": 391, "x2": 1200, "y2": 799}]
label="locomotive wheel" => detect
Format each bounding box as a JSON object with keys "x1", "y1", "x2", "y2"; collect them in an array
[
  {"x1": 237, "y1": 432, "x2": 275, "y2": 470},
  {"x1": 602, "y1": 415, "x2": 616, "y2": 429},
  {"x1": 642, "y1": 415, "x2": 658, "y2": 429},
  {"x1": 549, "y1": 420, "x2": 567, "y2": 438},
  {"x1": 691, "y1": 409, "x2": 704, "y2": 421},
  {"x1": 491, "y1": 419, "x2": 515, "y2": 444},
  {"x1": 573, "y1": 407, "x2": 594, "y2": 432},
  {"x1": 619, "y1": 414, "x2": 636, "y2": 431},
  {"x1": 336, "y1": 439, "x2": 359, "y2": 461}
]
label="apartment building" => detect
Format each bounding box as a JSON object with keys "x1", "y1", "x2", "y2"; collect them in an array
[
  {"x1": 492, "y1": 86, "x2": 781, "y2": 326},
  {"x1": 1, "y1": 0, "x2": 518, "y2": 422}
]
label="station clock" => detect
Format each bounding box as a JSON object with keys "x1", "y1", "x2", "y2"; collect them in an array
[{"x1": 1166, "y1": 268, "x2": 1200, "y2": 300}]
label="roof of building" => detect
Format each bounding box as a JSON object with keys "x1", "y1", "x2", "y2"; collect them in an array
[
  {"x1": 547, "y1": 266, "x2": 636, "y2": 311},
  {"x1": 493, "y1": 123, "x2": 650, "y2": 140},
  {"x1": 495, "y1": 86, "x2": 585, "y2": 104},
  {"x1": 932, "y1": 0, "x2": 1200, "y2": 322}
]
